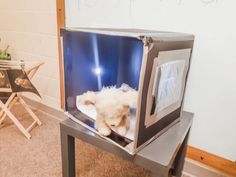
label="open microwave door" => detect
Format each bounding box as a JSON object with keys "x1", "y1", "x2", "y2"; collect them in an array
[
  {"x1": 134, "y1": 40, "x2": 193, "y2": 149},
  {"x1": 145, "y1": 49, "x2": 191, "y2": 127}
]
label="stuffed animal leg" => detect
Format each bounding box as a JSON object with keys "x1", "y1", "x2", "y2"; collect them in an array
[
  {"x1": 95, "y1": 114, "x2": 111, "y2": 136},
  {"x1": 77, "y1": 91, "x2": 96, "y2": 105},
  {"x1": 115, "y1": 116, "x2": 130, "y2": 136}
]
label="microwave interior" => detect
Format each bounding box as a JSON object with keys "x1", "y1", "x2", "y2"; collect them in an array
[{"x1": 62, "y1": 30, "x2": 144, "y2": 147}]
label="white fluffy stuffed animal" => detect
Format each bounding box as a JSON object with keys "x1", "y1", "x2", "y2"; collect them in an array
[{"x1": 77, "y1": 84, "x2": 137, "y2": 136}]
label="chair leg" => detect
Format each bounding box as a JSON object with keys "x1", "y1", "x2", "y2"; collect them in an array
[
  {"x1": 0, "y1": 100, "x2": 31, "y2": 139},
  {"x1": 0, "y1": 96, "x2": 18, "y2": 124},
  {"x1": 0, "y1": 93, "x2": 16, "y2": 123},
  {"x1": 17, "y1": 95, "x2": 42, "y2": 126}
]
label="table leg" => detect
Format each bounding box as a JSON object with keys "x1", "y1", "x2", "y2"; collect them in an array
[
  {"x1": 172, "y1": 130, "x2": 190, "y2": 177},
  {"x1": 0, "y1": 100, "x2": 31, "y2": 139},
  {"x1": 60, "y1": 125, "x2": 76, "y2": 177}
]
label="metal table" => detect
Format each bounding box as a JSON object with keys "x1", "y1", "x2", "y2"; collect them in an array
[{"x1": 60, "y1": 111, "x2": 193, "y2": 177}]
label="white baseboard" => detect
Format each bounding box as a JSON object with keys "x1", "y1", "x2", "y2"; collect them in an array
[{"x1": 184, "y1": 158, "x2": 229, "y2": 177}]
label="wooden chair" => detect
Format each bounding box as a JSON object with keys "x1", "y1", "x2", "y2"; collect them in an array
[{"x1": 0, "y1": 61, "x2": 44, "y2": 139}]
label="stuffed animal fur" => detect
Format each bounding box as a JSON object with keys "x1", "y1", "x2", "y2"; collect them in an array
[{"x1": 77, "y1": 84, "x2": 137, "y2": 136}]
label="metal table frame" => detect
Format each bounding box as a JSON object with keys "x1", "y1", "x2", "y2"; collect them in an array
[{"x1": 60, "y1": 111, "x2": 193, "y2": 177}]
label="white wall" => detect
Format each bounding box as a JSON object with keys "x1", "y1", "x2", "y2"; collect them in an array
[
  {"x1": 65, "y1": 0, "x2": 236, "y2": 161},
  {"x1": 0, "y1": 0, "x2": 61, "y2": 110}
]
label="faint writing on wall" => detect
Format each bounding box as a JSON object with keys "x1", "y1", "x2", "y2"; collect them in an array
[
  {"x1": 79, "y1": 0, "x2": 219, "y2": 9},
  {"x1": 79, "y1": 0, "x2": 121, "y2": 8},
  {"x1": 173, "y1": 0, "x2": 218, "y2": 5}
]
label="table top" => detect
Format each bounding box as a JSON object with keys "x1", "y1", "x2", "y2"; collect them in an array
[{"x1": 60, "y1": 111, "x2": 193, "y2": 171}]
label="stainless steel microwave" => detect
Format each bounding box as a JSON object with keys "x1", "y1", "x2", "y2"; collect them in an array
[{"x1": 61, "y1": 28, "x2": 194, "y2": 154}]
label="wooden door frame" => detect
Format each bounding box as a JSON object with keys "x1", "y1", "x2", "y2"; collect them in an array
[{"x1": 56, "y1": 0, "x2": 65, "y2": 109}]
